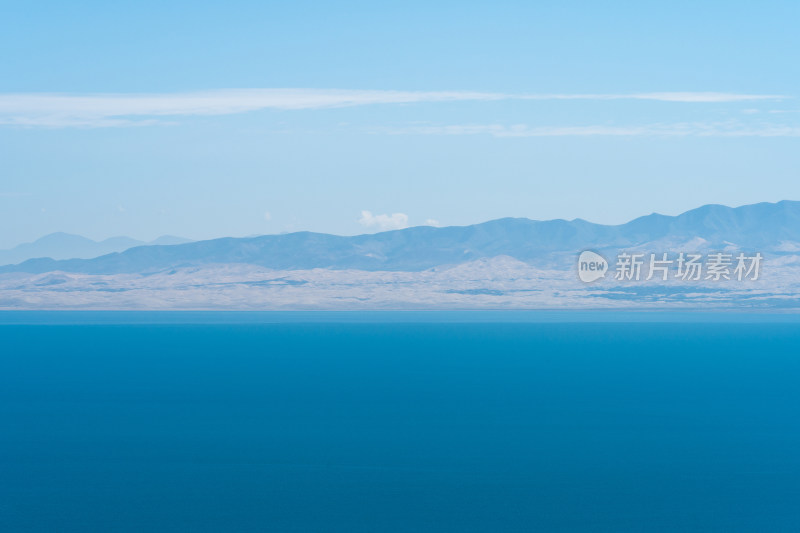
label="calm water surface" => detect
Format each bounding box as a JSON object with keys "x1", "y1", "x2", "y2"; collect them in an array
[{"x1": 1, "y1": 312, "x2": 800, "y2": 531}]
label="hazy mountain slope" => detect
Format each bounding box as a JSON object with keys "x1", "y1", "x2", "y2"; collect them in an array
[
  {"x1": 0, "y1": 233, "x2": 192, "y2": 265},
  {"x1": 2, "y1": 201, "x2": 798, "y2": 274}
]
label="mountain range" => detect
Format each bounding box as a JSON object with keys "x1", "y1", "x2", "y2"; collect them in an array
[
  {"x1": 2, "y1": 201, "x2": 798, "y2": 275},
  {"x1": 0, "y1": 233, "x2": 192, "y2": 266}
]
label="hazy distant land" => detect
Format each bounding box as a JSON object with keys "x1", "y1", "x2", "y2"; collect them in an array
[{"x1": 2, "y1": 201, "x2": 799, "y2": 310}]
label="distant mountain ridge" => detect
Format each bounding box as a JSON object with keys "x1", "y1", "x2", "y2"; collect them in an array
[
  {"x1": 0, "y1": 233, "x2": 192, "y2": 266},
  {"x1": 2, "y1": 201, "x2": 799, "y2": 274}
]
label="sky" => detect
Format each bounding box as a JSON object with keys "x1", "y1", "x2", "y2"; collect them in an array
[{"x1": 1, "y1": 1, "x2": 799, "y2": 248}]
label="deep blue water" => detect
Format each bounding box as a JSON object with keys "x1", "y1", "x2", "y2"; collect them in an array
[{"x1": 2, "y1": 312, "x2": 800, "y2": 532}]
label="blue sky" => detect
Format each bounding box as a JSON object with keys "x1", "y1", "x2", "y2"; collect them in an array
[{"x1": 1, "y1": 1, "x2": 798, "y2": 248}]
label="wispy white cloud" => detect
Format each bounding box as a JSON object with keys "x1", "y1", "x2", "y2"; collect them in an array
[
  {"x1": 358, "y1": 210, "x2": 409, "y2": 231},
  {"x1": 378, "y1": 121, "x2": 800, "y2": 138},
  {"x1": 0, "y1": 116, "x2": 167, "y2": 128},
  {"x1": 0, "y1": 90, "x2": 508, "y2": 128},
  {"x1": 0, "y1": 89, "x2": 787, "y2": 128},
  {"x1": 631, "y1": 92, "x2": 783, "y2": 103},
  {"x1": 521, "y1": 92, "x2": 784, "y2": 103}
]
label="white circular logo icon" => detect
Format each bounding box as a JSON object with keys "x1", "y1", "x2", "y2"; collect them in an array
[{"x1": 577, "y1": 250, "x2": 608, "y2": 283}]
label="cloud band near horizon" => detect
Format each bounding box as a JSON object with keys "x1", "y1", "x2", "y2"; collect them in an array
[{"x1": 0, "y1": 89, "x2": 787, "y2": 128}]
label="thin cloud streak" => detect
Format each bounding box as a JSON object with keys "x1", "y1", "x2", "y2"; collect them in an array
[
  {"x1": 520, "y1": 92, "x2": 785, "y2": 103},
  {"x1": 378, "y1": 121, "x2": 800, "y2": 138},
  {"x1": 0, "y1": 89, "x2": 787, "y2": 128}
]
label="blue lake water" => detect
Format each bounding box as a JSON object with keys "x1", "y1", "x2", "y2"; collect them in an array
[{"x1": 2, "y1": 312, "x2": 800, "y2": 531}]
